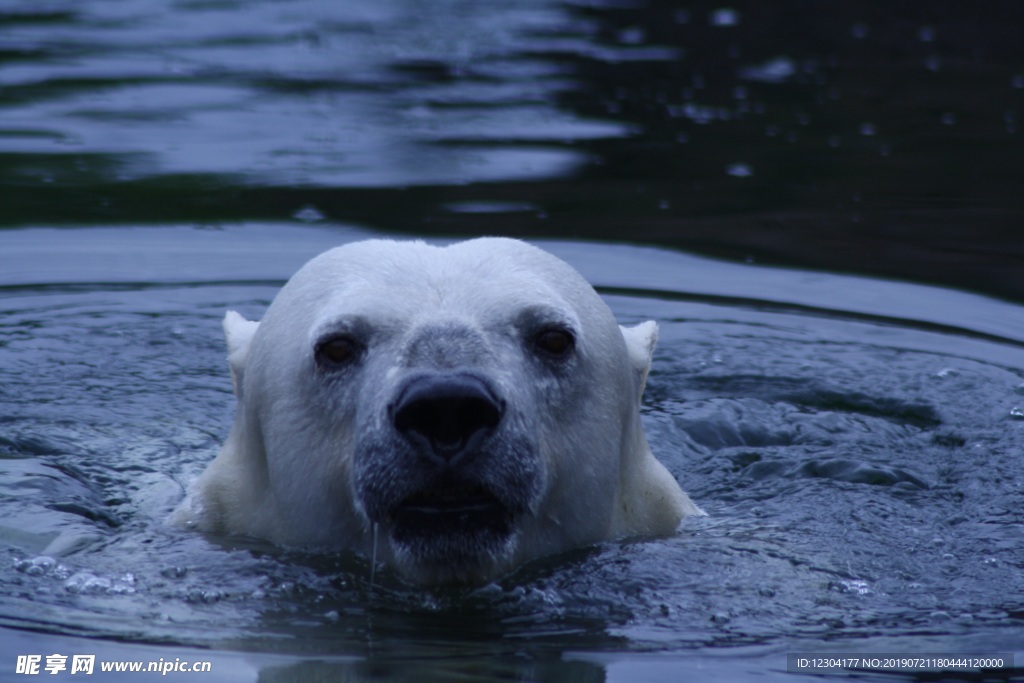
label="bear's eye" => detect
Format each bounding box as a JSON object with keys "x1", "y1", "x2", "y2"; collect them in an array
[
  {"x1": 315, "y1": 335, "x2": 363, "y2": 369},
  {"x1": 533, "y1": 327, "x2": 575, "y2": 359}
]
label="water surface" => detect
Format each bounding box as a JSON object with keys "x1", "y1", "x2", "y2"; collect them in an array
[
  {"x1": 2, "y1": 224, "x2": 1024, "y2": 681},
  {"x1": 2, "y1": 0, "x2": 1023, "y2": 296},
  {"x1": 2, "y1": 0, "x2": 1024, "y2": 679}
]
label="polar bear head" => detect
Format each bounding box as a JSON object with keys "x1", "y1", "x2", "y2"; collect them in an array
[{"x1": 175, "y1": 238, "x2": 701, "y2": 585}]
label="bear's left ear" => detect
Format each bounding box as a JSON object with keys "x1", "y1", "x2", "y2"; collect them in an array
[
  {"x1": 223, "y1": 310, "x2": 260, "y2": 399},
  {"x1": 619, "y1": 320, "x2": 658, "y2": 402}
]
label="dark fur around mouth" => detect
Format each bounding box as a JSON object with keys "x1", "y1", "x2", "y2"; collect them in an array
[{"x1": 389, "y1": 478, "x2": 514, "y2": 545}]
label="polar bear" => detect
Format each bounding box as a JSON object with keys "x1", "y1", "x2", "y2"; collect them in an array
[{"x1": 173, "y1": 238, "x2": 702, "y2": 584}]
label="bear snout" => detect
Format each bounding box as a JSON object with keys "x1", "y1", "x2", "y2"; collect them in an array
[{"x1": 389, "y1": 371, "x2": 505, "y2": 465}]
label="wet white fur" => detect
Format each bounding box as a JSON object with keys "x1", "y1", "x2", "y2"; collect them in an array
[{"x1": 172, "y1": 238, "x2": 702, "y2": 582}]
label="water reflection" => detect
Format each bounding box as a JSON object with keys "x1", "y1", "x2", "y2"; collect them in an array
[
  {"x1": 0, "y1": 0, "x2": 622, "y2": 186},
  {"x1": 1, "y1": 1, "x2": 1022, "y2": 299}
]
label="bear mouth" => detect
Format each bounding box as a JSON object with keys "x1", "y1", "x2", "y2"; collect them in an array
[{"x1": 390, "y1": 479, "x2": 514, "y2": 544}]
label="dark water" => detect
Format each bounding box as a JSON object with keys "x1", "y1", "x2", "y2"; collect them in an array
[
  {"x1": 3, "y1": 225, "x2": 1024, "y2": 681},
  {"x1": 2, "y1": 1, "x2": 1024, "y2": 681},
  {"x1": 3, "y1": 0, "x2": 1024, "y2": 297}
]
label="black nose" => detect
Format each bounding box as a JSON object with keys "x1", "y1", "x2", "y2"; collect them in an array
[{"x1": 391, "y1": 373, "x2": 504, "y2": 463}]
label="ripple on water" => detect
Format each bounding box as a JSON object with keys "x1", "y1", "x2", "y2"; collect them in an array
[{"x1": 1, "y1": 242, "x2": 1024, "y2": 672}]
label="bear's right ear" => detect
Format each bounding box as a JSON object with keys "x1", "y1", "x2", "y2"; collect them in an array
[{"x1": 223, "y1": 310, "x2": 259, "y2": 398}]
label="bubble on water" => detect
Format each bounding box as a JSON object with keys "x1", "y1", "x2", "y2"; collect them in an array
[
  {"x1": 830, "y1": 579, "x2": 872, "y2": 595},
  {"x1": 65, "y1": 571, "x2": 136, "y2": 595},
  {"x1": 160, "y1": 566, "x2": 188, "y2": 579},
  {"x1": 739, "y1": 56, "x2": 795, "y2": 84},
  {"x1": 677, "y1": 103, "x2": 716, "y2": 124},
  {"x1": 112, "y1": 574, "x2": 136, "y2": 594},
  {"x1": 726, "y1": 162, "x2": 753, "y2": 178},
  {"x1": 15, "y1": 556, "x2": 58, "y2": 576},
  {"x1": 1009, "y1": 406, "x2": 1024, "y2": 420},
  {"x1": 292, "y1": 205, "x2": 325, "y2": 223},
  {"x1": 617, "y1": 27, "x2": 645, "y2": 45},
  {"x1": 933, "y1": 367, "x2": 959, "y2": 378},
  {"x1": 185, "y1": 588, "x2": 223, "y2": 603},
  {"x1": 709, "y1": 8, "x2": 740, "y2": 27}
]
